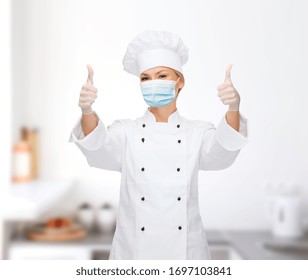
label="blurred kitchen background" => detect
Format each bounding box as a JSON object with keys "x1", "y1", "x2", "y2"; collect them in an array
[{"x1": 1, "y1": 0, "x2": 308, "y2": 260}]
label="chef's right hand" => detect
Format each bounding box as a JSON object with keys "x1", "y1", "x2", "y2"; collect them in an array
[{"x1": 79, "y1": 64, "x2": 98, "y2": 115}]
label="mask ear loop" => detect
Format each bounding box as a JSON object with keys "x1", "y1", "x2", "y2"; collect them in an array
[{"x1": 174, "y1": 77, "x2": 181, "y2": 96}]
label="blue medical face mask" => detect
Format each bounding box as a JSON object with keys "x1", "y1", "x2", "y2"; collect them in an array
[{"x1": 140, "y1": 77, "x2": 180, "y2": 107}]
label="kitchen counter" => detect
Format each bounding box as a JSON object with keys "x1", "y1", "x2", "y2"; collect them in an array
[
  {"x1": 206, "y1": 229, "x2": 308, "y2": 260},
  {"x1": 9, "y1": 229, "x2": 308, "y2": 260},
  {"x1": 0, "y1": 179, "x2": 74, "y2": 221}
]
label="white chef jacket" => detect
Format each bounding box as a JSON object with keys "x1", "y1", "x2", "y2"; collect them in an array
[{"x1": 68, "y1": 107, "x2": 248, "y2": 260}]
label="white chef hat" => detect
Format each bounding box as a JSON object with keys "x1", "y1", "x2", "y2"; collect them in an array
[{"x1": 122, "y1": 30, "x2": 189, "y2": 77}]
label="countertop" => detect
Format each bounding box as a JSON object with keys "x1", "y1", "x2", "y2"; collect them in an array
[
  {"x1": 206, "y1": 229, "x2": 308, "y2": 260},
  {"x1": 10, "y1": 229, "x2": 308, "y2": 260},
  {"x1": 0, "y1": 179, "x2": 73, "y2": 220}
]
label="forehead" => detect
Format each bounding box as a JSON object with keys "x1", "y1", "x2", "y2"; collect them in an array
[{"x1": 140, "y1": 66, "x2": 173, "y2": 76}]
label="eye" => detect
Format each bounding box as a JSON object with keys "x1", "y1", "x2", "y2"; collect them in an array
[
  {"x1": 141, "y1": 77, "x2": 148, "y2": 81},
  {"x1": 159, "y1": 75, "x2": 166, "y2": 78}
]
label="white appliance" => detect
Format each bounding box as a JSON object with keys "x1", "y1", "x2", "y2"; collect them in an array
[{"x1": 266, "y1": 183, "x2": 304, "y2": 238}]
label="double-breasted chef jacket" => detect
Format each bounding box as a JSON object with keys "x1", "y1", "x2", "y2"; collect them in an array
[{"x1": 68, "y1": 107, "x2": 249, "y2": 260}]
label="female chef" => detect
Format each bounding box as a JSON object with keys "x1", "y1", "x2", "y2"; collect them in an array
[{"x1": 69, "y1": 30, "x2": 249, "y2": 260}]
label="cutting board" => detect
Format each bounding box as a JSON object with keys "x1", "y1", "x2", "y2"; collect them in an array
[{"x1": 25, "y1": 223, "x2": 87, "y2": 241}]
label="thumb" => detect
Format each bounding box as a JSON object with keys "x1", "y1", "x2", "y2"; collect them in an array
[
  {"x1": 224, "y1": 64, "x2": 233, "y2": 83},
  {"x1": 86, "y1": 64, "x2": 94, "y2": 85}
]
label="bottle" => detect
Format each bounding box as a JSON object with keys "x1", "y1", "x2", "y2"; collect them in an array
[
  {"x1": 21, "y1": 127, "x2": 40, "y2": 180},
  {"x1": 12, "y1": 140, "x2": 31, "y2": 183}
]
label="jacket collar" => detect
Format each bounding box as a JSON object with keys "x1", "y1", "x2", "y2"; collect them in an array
[{"x1": 142, "y1": 107, "x2": 181, "y2": 124}]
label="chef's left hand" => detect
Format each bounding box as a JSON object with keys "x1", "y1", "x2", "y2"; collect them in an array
[{"x1": 216, "y1": 64, "x2": 240, "y2": 111}]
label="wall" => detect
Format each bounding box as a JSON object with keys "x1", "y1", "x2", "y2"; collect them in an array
[
  {"x1": 11, "y1": 0, "x2": 308, "y2": 231},
  {"x1": 0, "y1": 0, "x2": 13, "y2": 260}
]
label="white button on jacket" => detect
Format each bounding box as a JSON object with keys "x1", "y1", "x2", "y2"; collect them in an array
[{"x1": 68, "y1": 107, "x2": 249, "y2": 259}]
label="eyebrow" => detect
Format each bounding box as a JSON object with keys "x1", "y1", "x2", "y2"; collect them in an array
[{"x1": 140, "y1": 70, "x2": 167, "y2": 76}]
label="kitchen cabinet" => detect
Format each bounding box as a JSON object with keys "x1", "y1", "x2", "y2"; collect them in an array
[{"x1": 9, "y1": 245, "x2": 92, "y2": 260}]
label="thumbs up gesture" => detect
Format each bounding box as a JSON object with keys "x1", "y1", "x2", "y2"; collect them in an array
[
  {"x1": 79, "y1": 64, "x2": 98, "y2": 115},
  {"x1": 216, "y1": 64, "x2": 240, "y2": 111}
]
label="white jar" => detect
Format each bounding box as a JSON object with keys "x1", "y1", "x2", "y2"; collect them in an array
[
  {"x1": 96, "y1": 203, "x2": 116, "y2": 233},
  {"x1": 76, "y1": 203, "x2": 95, "y2": 231}
]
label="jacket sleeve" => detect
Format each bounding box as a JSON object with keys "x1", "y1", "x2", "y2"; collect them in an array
[
  {"x1": 68, "y1": 111, "x2": 125, "y2": 172},
  {"x1": 199, "y1": 112, "x2": 249, "y2": 171}
]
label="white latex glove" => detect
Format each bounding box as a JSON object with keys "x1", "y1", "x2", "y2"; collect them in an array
[
  {"x1": 79, "y1": 64, "x2": 98, "y2": 115},
  {"x1": 216, "y1": 64, "x2": 241, "y2": 111}
]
